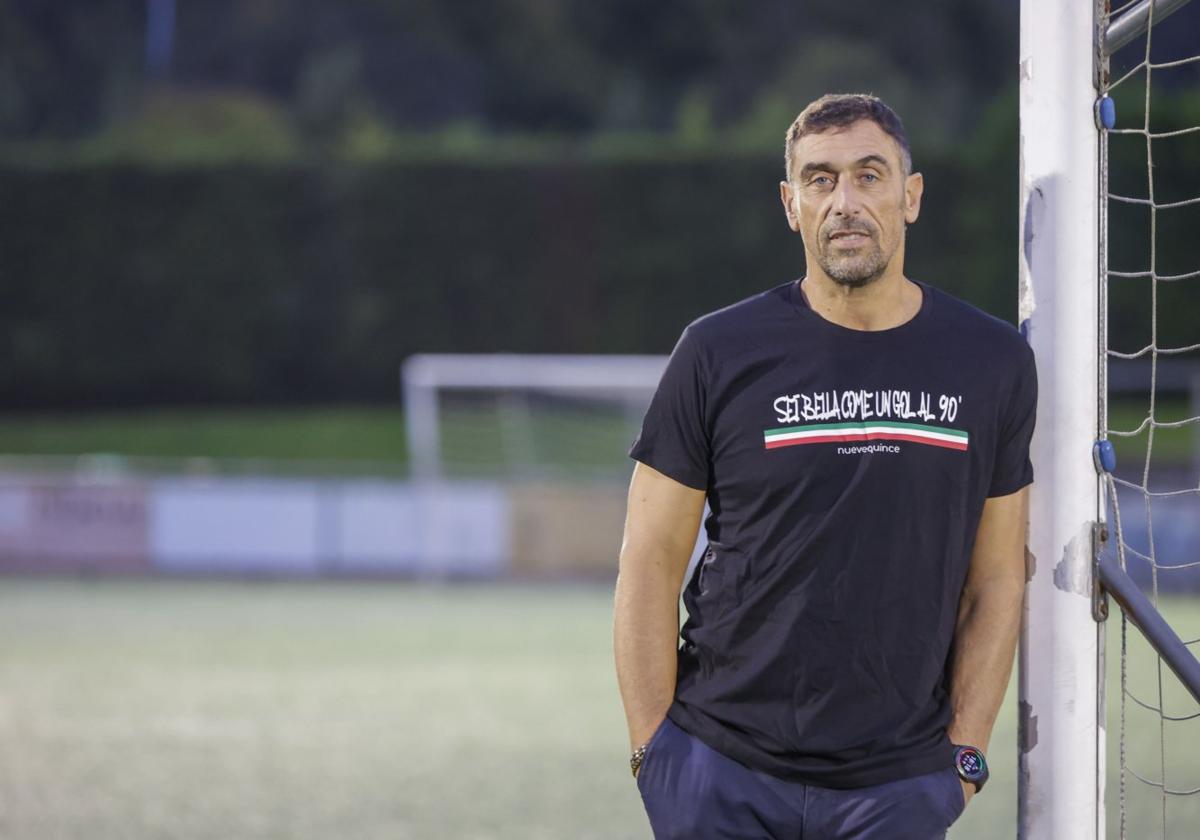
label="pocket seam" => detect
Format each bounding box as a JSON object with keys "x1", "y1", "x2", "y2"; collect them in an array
[
  {"x1": 948, "y1": 767, "x2": 966, "y2": 818},
  {"x1": 635, "y1": 717, "x2": 673, "y2": 792}
]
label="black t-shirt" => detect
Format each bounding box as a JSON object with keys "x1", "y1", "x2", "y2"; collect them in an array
[{"x1": 629, "y1": 279, "x2": 1037, "y2": 789}]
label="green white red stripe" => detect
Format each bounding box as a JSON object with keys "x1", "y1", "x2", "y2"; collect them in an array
[{"x1": 764, "y1": 421, "x2": 968, "y2": 451}]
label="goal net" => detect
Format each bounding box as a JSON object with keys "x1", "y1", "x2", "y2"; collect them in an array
[{"x1": 1099, "y1": 0, "x2": 1200, "y2": 836}]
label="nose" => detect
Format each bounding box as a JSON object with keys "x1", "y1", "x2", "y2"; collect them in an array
[{"x1": 830, "y1": 177, "x2": 862, "y2": 217}]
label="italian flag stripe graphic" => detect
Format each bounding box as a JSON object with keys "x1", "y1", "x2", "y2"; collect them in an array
[{"x1": 763, "y1": 421, "x2": 968, "y2": 451}]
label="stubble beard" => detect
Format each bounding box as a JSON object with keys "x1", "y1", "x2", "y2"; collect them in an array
[
  {"x1": 816, "y1": 213, "x2": 909, "y2": 289},
  {"x1": 817, "y1": 238, "x2": 888, "y2": 288},
  {"x1": 814, "y1": 194, "x2": 907, "y2": 288},
  {"x1": 817, "y1": 233, "x2": 891, "y2": 289}
]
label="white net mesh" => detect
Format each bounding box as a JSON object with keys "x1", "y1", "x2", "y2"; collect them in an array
[
  {"x1": 401, "y1": 354, "x2": 664, "y2": 481},
  {"x1": 424, "y1": 389, "x2": 649, "y2": 479},
  {"x1": 1100, "y1": 1, "x2": 1200, "y2": 835}
]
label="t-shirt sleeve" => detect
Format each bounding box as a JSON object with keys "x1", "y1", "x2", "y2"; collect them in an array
[
  {"x1": 988, "y1": 342, "x2": 1038, "y2": 497},
  {"x1": 628, "y1": 326, "x2": 710, "y2": 491}
]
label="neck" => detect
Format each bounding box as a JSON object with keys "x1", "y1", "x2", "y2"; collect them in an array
[{"x1": 799, "y1": 269, "x2": 922, "y2": 332}]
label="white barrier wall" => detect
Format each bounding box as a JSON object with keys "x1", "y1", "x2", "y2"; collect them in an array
[
  {"x1": 335, "y1": 482, "x2": 422, "y2": 571},
  {"x1": 333, "y1": 481, "x2": 509, "y2": 575},
  {"x1": 0, "y1": 474, "x2": 510, "y2": 577},
  {"x1": 4, "y1": 472, "x2": 1199, "y2": 582},
  {"x1": 150, "y1": 479, "x2": 327, "y2": 574},
  {"x1": 0, "y1": 477, "x2": 150, "y2": 572}
]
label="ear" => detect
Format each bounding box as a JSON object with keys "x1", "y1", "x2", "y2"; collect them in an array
[
  {"x1": 903, "y1": 172, "x2": 924, "y2": 224},
  {"x1": 780, "y1": 181, "x2": 802, "y2": 232}
]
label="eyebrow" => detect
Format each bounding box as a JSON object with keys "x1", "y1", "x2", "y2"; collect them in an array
[{"x1": 798, "y1": 154, "x2": 893, "y2": 180}]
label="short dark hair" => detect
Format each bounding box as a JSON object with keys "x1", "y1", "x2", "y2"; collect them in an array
[{"x1": 784, "y1": 94, "x2": 912, "y2": 181}]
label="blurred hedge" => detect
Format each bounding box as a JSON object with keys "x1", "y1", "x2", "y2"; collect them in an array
[{"x1": 1, "y1": 144, "x2": 1193, "y2": 409}]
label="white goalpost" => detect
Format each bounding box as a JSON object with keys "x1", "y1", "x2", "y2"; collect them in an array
[{"x1": 1018, "y1": 2, "x2": 1105, "y2": 837}]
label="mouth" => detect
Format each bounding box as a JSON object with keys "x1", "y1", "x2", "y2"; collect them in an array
[{"x1": 827, "y1": 230, "x2": 872, "y2": 247}]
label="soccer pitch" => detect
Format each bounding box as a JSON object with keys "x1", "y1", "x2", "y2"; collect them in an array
[{"x1": 0, "y1": 580, "x2": 1196, "y2": 839}]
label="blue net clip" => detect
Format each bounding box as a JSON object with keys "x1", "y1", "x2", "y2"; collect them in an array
[
  {"x1": 1093, "y1": 439, "x2": 1116, "y2": 474},
  {"x1": 1095, "y1": 95, "x2": 1117, "y2": 131}
]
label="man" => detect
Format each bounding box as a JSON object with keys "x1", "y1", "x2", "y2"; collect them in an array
[{"x1": 613, "y1": 93, "x2": 1035, "y2": 839}]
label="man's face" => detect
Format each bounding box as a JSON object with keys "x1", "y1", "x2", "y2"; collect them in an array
[{"x1": 780, "y1": 119, "x2": 923, "y2": 288}]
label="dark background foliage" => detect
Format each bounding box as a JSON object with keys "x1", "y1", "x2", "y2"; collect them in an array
[{"x1": 2, "y1": 1, "x2": 1197, "y2": 408}]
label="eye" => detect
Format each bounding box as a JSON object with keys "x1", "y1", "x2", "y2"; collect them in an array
[
  {"x1": 811, "y1": 175, "x2": 833, "y2": 187},
  {"x1": 861, "y1": 172, "x2": 879, "y2": 183}
]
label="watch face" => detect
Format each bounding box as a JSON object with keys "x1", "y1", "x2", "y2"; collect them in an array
[{"x1": 955, "y1": 747, "x2": 987, "y2": 781}]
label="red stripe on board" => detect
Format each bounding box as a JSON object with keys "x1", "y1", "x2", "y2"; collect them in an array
[{"x1": 764, "y1": 431, "x2": 968, "y2": 451}]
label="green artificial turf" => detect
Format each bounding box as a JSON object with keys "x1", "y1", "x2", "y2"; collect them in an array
[{"x1": 1, "y1": 580, "x2": 1197, "y2": 839}]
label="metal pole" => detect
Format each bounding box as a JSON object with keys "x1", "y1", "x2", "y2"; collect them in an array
[
  {"x1": 1018, "y1": 0, "x2": 1104, "y2": 836},
  {"x1": 1104, "y1": 0, "x2": 1195, "y2": 57},
  {"x1": 1192, "y1": 371, "x2": 1200, "y2": 477},
  {"x1": 1097, "y1": 554, "x2": 1200, "y2": 705}
]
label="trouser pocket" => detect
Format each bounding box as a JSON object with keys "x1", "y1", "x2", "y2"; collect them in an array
[
  {"x1": 942, "y1": 766, "x2": 967, "y2": 823},
  {"x1": 634, "y1": 716, "x2": 673, "y2": 794}
]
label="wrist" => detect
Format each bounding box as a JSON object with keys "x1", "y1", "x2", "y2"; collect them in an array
[
  {"x1": 947, "y1": 717, "x2": 989, "y2": 748},
  {"x1": 628, "y1": 707, "x2": 671, "y2": 752}
]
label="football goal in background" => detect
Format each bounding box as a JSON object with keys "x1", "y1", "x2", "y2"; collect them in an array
[
  {"x1": 400, "y1": 354, "x2": 686, "y2": 578},
  {"x1": 401, "y1": 353, "x2": 666, "y2": 481},
  {"x1": 1019, "y1": 1, "x2": 1200, "y2": 838}
]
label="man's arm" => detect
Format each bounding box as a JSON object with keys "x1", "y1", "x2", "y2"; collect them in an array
[
  {"x1": 947, "y1": 485, "x2": 1030, "y2": 802},
  {"x1": 613, "y1": 461, "x2": 707, "y2": 752}
]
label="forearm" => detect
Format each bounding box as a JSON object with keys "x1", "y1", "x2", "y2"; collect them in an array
[
  {"x1": 614, "y1": 462, "x2": 704, "y2": 752},
  {"x1": 946, "y1": 580, "x2": 1024, "y2": 752},
  {"x1": 613, "y1": 555, "x2": 682, "y2": 750}
]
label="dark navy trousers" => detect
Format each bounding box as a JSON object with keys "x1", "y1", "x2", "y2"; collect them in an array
[{"x1": 636, "y1": 719, "x2": 967, "y2": 840}]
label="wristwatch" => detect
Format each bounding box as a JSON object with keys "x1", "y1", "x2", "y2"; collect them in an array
[{"x1": 952, "y1": 745, "x2": 989, "y2": 792}]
